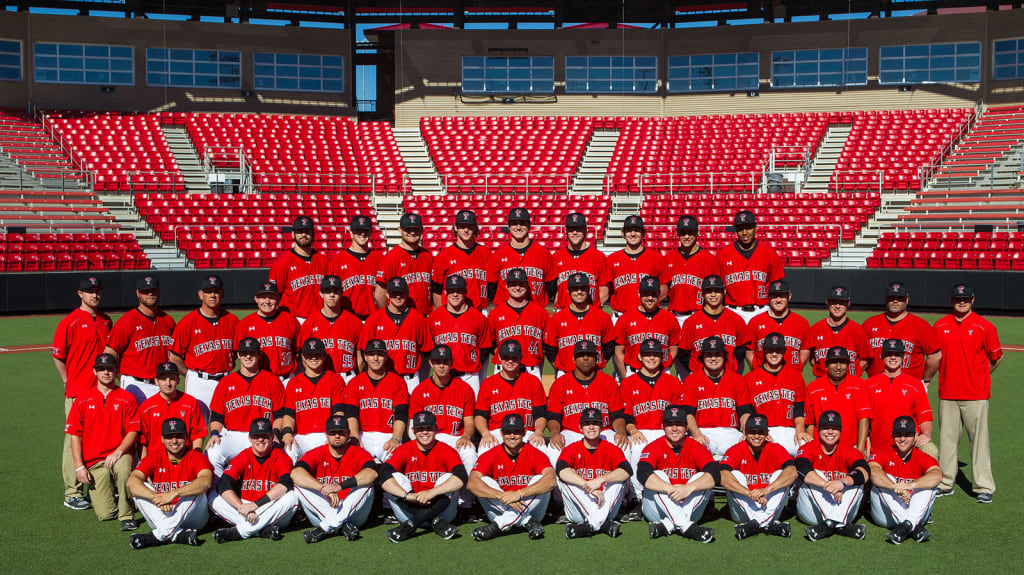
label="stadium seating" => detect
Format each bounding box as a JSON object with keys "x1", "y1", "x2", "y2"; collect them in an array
[
  {"x1": 867, "y1": 230, "x2": 1024, "y2": 270},
  {"x1": 0, "y1": 109, "x2": 84, "y2": 183},
  {"x1": 0, "y1": 231, "x2": 150, "y2": 271},
  {"x1": 0, "y1": 189, "x2": 120, "y2": 232},
  {"x1": 930, "y1": 105, "x2": 1024, "y2": 180},
  {"x1": 894, "y1": 188, "x2": 1024, "y2": 230}
]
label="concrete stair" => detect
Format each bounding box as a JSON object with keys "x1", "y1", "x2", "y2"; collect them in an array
[
  {"x1": 824, "y1": 191, "x2": 916, "y2": 268},
  {"x1": 97, "y1": 192, "x2": 190, "y2": 269},
  {"x1": 393, "y1": 128, "x2": 443, "y2": 194},
  {"x1": 571, "y1": 129, "x2": 619, "y2": 195},
  {"x1": 802, "y1": 125, "x2": 851, "y2": 193},
  {"x1": 161, "y1": 126, "x2": 211, "y2": 194},
  {"x1": 372, "y1": 194, "x2": 405, "y2": 248},
  {"x1": 599, "y1": 192, "x2": 643, "y2": 253}
]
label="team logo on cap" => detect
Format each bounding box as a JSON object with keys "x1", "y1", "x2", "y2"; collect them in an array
[
  {"x1": 143, "y1": 277, "x2": 153, "y2": 285},
  {"x1": 167, "y1": 420, "x2": 178, "y2": 430},
  {"x1": 256, "y1": 420, "x2": 266, "y2": 431},
  {"x1": 641, "y1": 277, "x2": 657, "y2": 290},
  {"x1": 956, "y1": 285, "x2": 966, "y2": 294},
  {"x1": 89, "y1": 276, "x2": 97, "y2": 283},
  {"x1": 669, "y1": 407, "x2": 680, "y2": 418},
  {"x1": 208, "y1": 276, "x2": 217, "y2": 283},
  {"x1": 738, "y1": 213, "x2": 751, "y2": 223},
  {"x1": 570, "y1": 214, "x2": 581, "y2": 224},
  {"x1": 416, "y1": 414, "x2": 430, "y2": 425},
  {"x1": 834, "y1": 287, "x2": 844, "y2": 296}
]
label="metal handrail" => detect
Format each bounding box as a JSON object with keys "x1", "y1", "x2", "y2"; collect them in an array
[
  {"x1": 918, "y1": 104, "x2": 980, "y2": 188},
  {"x1": 618, "y1": 171, "x2": 769, "y2": 195},
  {"x1": 827, "y1": 170, "x2": 886, "y2": 193},
  {"x1": 439, "y1": 173, "x2": 574, "y2": 195}
]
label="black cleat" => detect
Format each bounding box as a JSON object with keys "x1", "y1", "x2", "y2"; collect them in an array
[
  {"x1": 764, "y1": 521, "x2": 791, "y2": 538},
  {"x1": 600, "y1": 519, "x2": 622, "y2": 538},
  {"x1": 826, "y1": 519, "x2": 866, "y2": 540},
  {"x1": 172, "y1": 529, "x2": 200, "y2": 546},
  {"x1": 120, "y1": 519, "x2": 139, "y2": 532},
  {"x1": 936, "y1": 488, "x2": 954, "y2": 498},
  {"x1": 649, "y1": 522, "x2": 670, "y2": 540},
  {"x1": 303, "y1": 526, "x2": 330, "y2": 544},
  {"x1": 340, "y1": 522, "x2": 360, "y2": 541},
  {"x1": 258, "y1": 524, "x2": 282, "y2": 541},
  {"x1": 472, "y1": 523, "x2": 501, "y2": 541},
  {"x1": 525, "y1": 519, "x2": 545, "y2": 540},
  {"x1": 386, "y1": 521, "x2": 416, "y2": 543},
  {"x1": 64, "y1": 497, "x2": 91, "y2": 511},
  {"x1": 911, "y1": 524, "x2": 932, "y2": 543},
  {"x1": 128, "y1": 532, "x2": 161, "y2": 550},
  {"x1": 214, "y1": 527, "x2": 242, "y2": 544},
  {"x1": 734, "y1": 519, "x2": 761, "y2": 541},
  {"x1": 564, "y1": 522, "x2": 594, "y2": 539},
  {"x1": 383, "y1": 514, "x2": 400, "y2": 525},
  {"x1": 804, "y1": 524, "x2": 832, "y2": 542},
  {"x1": 683, "y1": 523, "x2": 715, "y2": 543},
  {"x1": 886, "y1": 520, "x2": 914, "y2": 545},
  {"x1": 431, "y1": 517, "x2": 458, "y2": 540},
  {"x1": 555, "y1": 514, "x2": 570, "y2": 524}
]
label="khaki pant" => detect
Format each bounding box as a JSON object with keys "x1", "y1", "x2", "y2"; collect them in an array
[
  {"x1": 88, "y1": 455, "x2": 135, "y2": 521},
  {"x1": 938, "y1": 399, "x2": 994, "y2": 495},
  {"x1": 63, "y1": 397, "x2": 82, "y2": 499}
]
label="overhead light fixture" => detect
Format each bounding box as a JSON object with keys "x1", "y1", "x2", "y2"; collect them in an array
[
  {"x1": 897, "y1": 85, "x2": 913, "y2": 92},
  {"x1": 101, "y1": 86, "x2": 114, "y2": 93},
  {"x1": 747, "y1": 90, "x2": 759, "y2": 98}
]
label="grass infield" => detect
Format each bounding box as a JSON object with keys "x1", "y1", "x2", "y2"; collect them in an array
[{"x1": 1, "y1": 308, "x2": 1021, "y2": 574}]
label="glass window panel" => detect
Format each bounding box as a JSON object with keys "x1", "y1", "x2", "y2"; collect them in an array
[
  {"x1": 508, "y1": 80, "x2": 531, "y2": 91},
  {"x1": 879, "y1": 59, "x2": 902, "y2": 72},
  {"x1": 880, "y1": 46, "x2": 902, "y2": 58},
  {"x1": 84, "y1": 58, "x2": 107, "y2": 71},
  {"x1": 878, "y1": 71, "x2": 902, "y2": 84},
  {"x1": 932, "y1": 56, "x2": 955, "y2": 69},
  {"x1": 693, "y1": 78, "x2": 713, "y2": 90},
  {"x1": 0, "y1": 67, "x2": 20, "y2": 80},
  {"x1": 323, "y1": 79, "x2": 343, "y2": 91},
  {"x1": 148, "y1": 60, "x2": 167, "y2": 72},
  {"x1": 299, "y1": 78, "x2": 321, "y2": 90},
  {"x1": 590, "y1": 56, "x2": 611, "y2": 67},
  {"x1": 534, "y1": 57, "x2": 553, "y2": 67},
  {"x1": 58, "y1": 56, "x2": 82, "y2": 69},
  {"x1": 533, "y1": 67, "x2": 554, "y2": 80},
  {"x1": 905, "y1": 45, "x2": 928, "y2": 57},
  {"x1": 36, "y1": 69, "x2": 59, "y2": 81},
  {"x1": 508, "y1": 57, "x2": 529, "y2": 68},
  {"x1": 795, "y1": 74, "x2": 817, "y2": 86},
  {"x1": 462, "y1": 79, "x2": 484, "y2": 92},
  {"x1": 58, "y1": 70, "x2": 83, "y2": 82},
  {"x1": 463, "y1": 57, "x2": 484, "y2": 67},
  {"x1": 277, "y1": 77, "x2": 298, "y2": 90},
  {"x1": 169, "y1": 49, "x2": 193, "y2": 61},
  {"x1": 485, "y1": 80, "x2": 508, "y2": 91},
  {"x1": 195, "y1": 62, "x2": 217, "y2": 75},
  {"x1": 169, "y1": 61, "x2": 193, "y2": 74},
  {"x1": 994, "y1": 52, "x2": 1015, "y2": 66},
  {"x1": 299, "y1": 66, "x2": 320, "y2": 79},
  {"x1": 820, "y1": 73, "x2": 842, "y2": 86},
  {"x1": 218, "y1": 52, "x2": 240, "y2": 62},
  {"x1": 254, "y1": 52, "x2": 274, "y2": 64},
  {"x1": 58, "y1": 44, "x2": 83, "y2": 56},
  {"x1": 957, "y1": 55, "x2": 979, "y2": 68},
  {"x1": 795, "y1": 50, "x2": 818, "y2": 61},
  {"x1": 820, "y1": 49, "x2": 843, "y2": 60},
  {"x1": 147, "y1": 48, "x2": 166, "y2": 59},
  {"x1": 36, "y1": 56, "x2": 57, "y2": 68},
  {"x1": 930, "y1": 69, "x2": 954, "y2": 82},
  {"x1": 298, "y1": 54, "x2": 320, "y2": 66},
  {"x1": 774, "y1": 75, "x2": 794, "y2": 87},
  {"x1": 958, "y1": 42, "x2": 980, "y2": 54},
  {"x1": 110, "y1": 59, "x2": 132, "y2": 71},
  {"x1": 147, "y1": 72, "x2": 167, "y2": 84},
  {"x1": 819, "y1": 60, "x2": 843, "y2": 73},
  {"x1": 795, "y1": 62, "x2": 818, "y2": 74},
  {"x1": 0, "y1": 53, "x2": 19, "y2": 66},
  {"x1": 713, "y1": 65, "x2": 736, "y2": 77},
  {"x1": 508, "y1": 67, "x2": 530, "y2": 79},
  {"x1": 772, "y1": 51, "x2": 793, "y2": 62},
  {"x1": 713, "y1": 53, "x2": 736, "y2": 65},
  {"x1": 169, "y1": 73, "x2": 191, "y2": 85},
  {"x1": 323, "y1": 56, "x2": 342, "y2": 67},
  {"x1": 84, "y1": 71, "x2": 108, "y2": 83},
  {"x1": 959, "y1": 68, "x2": 980, "y2": 82},
  {"x1": 692, "y1": 54, "x2": 713, "y2": 66},
  {"x1": 772, "y1": 63, "x2": 794, "y2": 75},
  {"x1": 84, "y1": 45, "x2": 108, "y2": 57},
  {"x1": 906, "y1": 70, "x2": 928, "y2": 83},
  {"x1": 847, "y1": 72, "x2": 867, "y2": 85},
  {"x1": 930, "y1": 43, "x2": 955, "y2": 56},
  {"x1": 717, "y1": 77, "x2": 736, "y2": 90},
  {"x1": 906, "y1": 57, "x2": 929, "y2": 70},
  {"x1": 36, "y1": 43, "x2": 57, "y2": 55}
]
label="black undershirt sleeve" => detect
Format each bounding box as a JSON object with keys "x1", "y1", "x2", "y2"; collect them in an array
[
  {"x1": 617, "y1": 461, "x2": 633, "y2": 475},
  {"x1": 677, "y1": 349, "x2": 692, "y2": 366},
  {"x1": 681, "y1": 405, "x2": 696, "y2": 419},
  {"x1": 393, "y1": 404, "x2": 409, "y2": 422},
  {"x1": 547, "y1": 411, "x2": 562, "y2": 424},
  {"x1": 532, "y1": 405, "x2": 547, "y2": 421},
  {"x1": 795, "y1": 457, "x2": 813, "y2": 477},
  {"x1": 277, "y1": 474, "x2": 294, "y2": 491},
  {"x1": 555, "y1": 460, "x2": 570, "y2": 474},
  {"x1": 718, "y1": 461, "x2": 734, "y2": 472},
  {"x1": 733, "y1": 345, "x2": 748, "y2": 364},
  {"x1": 430, "y1": 281, "x2": 444, "y2": 295},
  {"x1": 475, "y1": 409, "x2": 490, "y2": 419},
  {"x1": 609, "y1": 409, "x2": 627, "y2": 424},
  {"x1": 702, "y1": 461, "x2": 721, "y2": 484},
  {"x1": 636, "y1": 461, "x2": 655, "y2": 486},
  {"x1": 343, "y1": 403, "x2": 359, "y2": 419},
  {"x1": 622, "y1": 413, "x2": 636, "y2": 426},
  {"x1": 272, "y1": 407, "x2": 289, "y2": 419},
  {"x1": 792, "y1": 401, "x2": 805, "y2": 418},
  {"x1": 478, "y1": 347, "x2": 493, "y2": 367},
  {"x1": 543, "y1": 343, "x2": 559, "y2": 363},
  {"x1": 295, "y1": 461, "x2": 313, "y2": 474},
  {"x1": 451, "y1": 464, "x2": 469, "y2": 485},
  {"x1": 486, "y1": 282, "x2": 498, "y2": 302},
  {"x1": 544, "y1": 280, "x2": 558, "y2": 300},
  {"x1": 781, "y1": 459, "x2": 796, "y2": 470},
  {"x1": 378, "y1": 462, "x2": 397, "y2": 484},
  {"x1": 209, "y1": 411, "x2": 226, "y2": 426},
  {"x1": 217, "y1": 473, "x2": 241, "y2": 495},
  {"x1": 601, "y1": 340, "x2": 617, "y2": 362},
  {"x1": 736, "y1": 403, "x2": 754, "y2": 418},
  {"x1": 331, "y1": 402, "x2": 346, "y2": 414}
]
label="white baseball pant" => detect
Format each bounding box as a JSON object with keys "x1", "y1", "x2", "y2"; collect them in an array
[
  {"x1": 285, "y1": 433, "x2": 327, "y2": 462},
  {"x1": 796, "y1": 470, "x2": 864, "y2": 526},
  {"x1": 435, "y1": 432, "x2": 478, "y2": 507},
  {"x1": 624, "y1": 429, "x2": 666, "y2": 499},
  {"x1": 134, "y1": 488, "x2": 209, "y2": 542},
  {"x1": 384, "y1": 472, "x2": 458, "y2": 527},
  {"x1": 185, "y1": 371, "x2": 227, "y2": 422},
  {"x1": 699, "y1": 427, "x2": 743, "y2": 458},
  {"x1": 542, "y1": 430, "x2": 583, "y2": 466},
  {"x1": 724, "y1": 469, "x2": 789, "y2": 527},
  {"x1": 121, "y1": 375, "x2": 159, "y2": 406},
  {"x1": 641, "y1": 470, "x2": 714, "y2": 533},
  {"x1": 206, "y1": 430, "x2": 250, "y2": 476},
  {"x1": 296, "y1": 485, "x2": 374, "y2": 530},
  {"x1": 456, "y1": 372, "x2": 480, "y2": 397},
  {"x1": 208, "y1": 490, "x2": 299, "y2": 538},
  {"x1": 768, "y1": 426, "x2": 804, "y2": 457},
  {"x1": 477, "y1": 475, "x2": 550, "y2": 531},
  {"x1": 869, "y1": 477, "x2": 936, "y2": 529},
  {"x1": 360, "y1": 431, "x2": 397, "y2": 463},
  {"x1": 729, "y1": 305, "x2": 768, "y2": 324},
  {"x1": 673, "y1": 312, "x2": 693, "y2": 329},
  {"x1": 558, "y1": 479, "x2": 626, "y2": 530},
  {"x1": 402, "y1": 374, "x2": 420, "y2": 395}
]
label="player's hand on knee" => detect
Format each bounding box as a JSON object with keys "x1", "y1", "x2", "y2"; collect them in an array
[
  {"x1": 549, "y1": 433, "x2": 565, "y2": 450},
  {"x1": 630, "y1": 430, "x2": 647, "y2": 445},
  {"x1": 205, "y1": 435, "x2": 221, "y2": 449},
  {"x1": 383, "y1": 439, "x2": 400, "y2": 454},
  {"x1": 693, "y1": 432, "x2": 709, "y2": 447},
  {"x1": 480, "y1": 434, "x2": 499, "y2": 450},
  {"x1": 796, "y1": 431, "x2": 812, "y2": 445},
  {"x1": 76, "y1": 467, "x2": 93, "y2": 486},
  {"x1": 456, "y1": 435, "x2": 474, "y2": 450},
  {"x1": 104, "y1": 450, "x2": 123, "y2": 469},
  {"x1": 527, "y1": 434, "x2": 546, "y2": 448},
  {"x1": 613, "y1": 432, "x2": 629, "y2": 449}
]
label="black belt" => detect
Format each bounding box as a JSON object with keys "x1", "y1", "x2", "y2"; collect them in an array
[
  {"x1": 729, "y1": 305, "x2": 758, "y2": 312},
  {"x1": 126, "y1": 376, "x2": 155, "y2": 385},
  {"x1": 195, "y1": 371, "x2": 226, "y2": 381}
]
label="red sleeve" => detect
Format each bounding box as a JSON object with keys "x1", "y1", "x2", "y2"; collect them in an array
[
  {"x1": 393, "y1": 377, "x2": 410, "y2": 408},
  {"x1": 124, "y1": 396, "x2": 141, "y2": 432},
  {"x1": 855, "y1": 325, "x2": 872, "y2": 360},
  {"x1": 667, "y1": 315, "x2": 682, "y2": 347},
  {"x1": 679, "y1": 318, "x2": 694, "y2": 350},
  {"x1": 734, "y1": 374, "x2": 752, "y2": 406},
  {"x1": 474, "y1": 446, "x2": 495, "y2": 476},
  {"x1": 222, "y1": 451, "x2": 249, "y2": 481},
  {"x1": 733, "y1": 315, "x2": 752, "y2": 348},
  {"x1": 531, "y1": 376, "x2": 548, "y2": 408},
  {"x1": 415, "y1": 315, "x2": 434, "y2": 354},
  {"x1": 607, "y1": 376, "x2": 624, "y2": 413},
  {"x1": 791, "y1": 372, "x2": 806, "y2": 403},
  {"x1": 602, "y1": 442, "x2": 627, "y2": 468},
  {"x1": 914, "y1": 386, "x2": 933, "y2": 423},
  {"x1": 357, "y1": 316, "x2": 377, "y2": 351},
  {"x1": 105, "y1": 314, "x2": 132, "y2": 355},
  {"x1": 351, "y1": 446, "x2": 374, "y2": 469},
  {"x1": 430, "y1": 251, "x2": 447, "y2": 285},
  {"x1": 613, "y1": 316, "x2": 629, "y2": 347},
  {"x1": 441, "y1": 444, "x2": 463, "y2": 470},
  {"x1": 209, "y1": 381, "x2": 227, "y2": 416},
  {"x1": 268, "y1": 257, "x2": 288, "y2": 291},
  {"x1": 135, "y1": 453, "x2": 158, "y2": 477},
  {"x1": 541, "y1": 250, "x2": 556, "y2": 283},
  {"x1": 169, "y1": 318, "x2": 190, "y2": 357},
  {"x1": 188, "y1": 399, "x2": 208, "y2": 439},
  {"x1": 478, "y1": 314, "x2": 495, "y2": 349},
  {"x1": 285, "y1": 382, "x2": 299, "y2": 411},
  {"x1": 341, "y1": 381, "x2": 359, "y2": 407},
  {"x1": 52, "y1": 316, "x2": 69, "y2": 360},
  {"x1": 720, "y1": 443, "x2": 743, "y2": 469},
  {"x1": 547, "y1": 380, "x2": 565, "y2": 414},
  {"x1": 188, "y1": 450, "x2": 214, "y2": 475},
  {"x1": 692, "y1": 441, "x2": 715, "y2": 468},
  {"x1": 600, "y1": 312, "x2": 615, "y2": 344},
  {"x1": 985, "y1": 320, "x2": 1003, "y2": 360},
  {"x1": 804, "y1": 391, "x2": 818, "y2": 428},
  {"x1": 269, "y1": 377, "x2": 286, "y2": 413},
  {"x1": 543, "y1": 317, "x2": 558, "y2": 347},
  {"x1": 387, "y1": 443, "x2": 410, "y2": 471},
  {"x1": 854, "y1": 387, "x2": 871, "y2": 420},
  {"x1": 461, "y1": 384, "x2": 475, "y2": 416},
  {"x1": 800, "y1": 324, "x2": 818, "y2": 351},
  {"x1": 595, "y1": 253, "x2": 611, "y2": 287},
  {"x1": 680, "y1": 377, "x2": 697, "y2": 408},
  {"x1": 376, "y1": 252, "x2": 396, "y2": 285},
  {"x1": 408, "y1": 386, "x2": 425, "y2": 417},
  {"x1": 271, "y1": 450, "x2": 294, "y2": 477}
]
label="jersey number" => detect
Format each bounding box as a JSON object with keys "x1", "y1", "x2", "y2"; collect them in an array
[{"x1": 405, "y1": 355, "x2": 417, "y2": 370}]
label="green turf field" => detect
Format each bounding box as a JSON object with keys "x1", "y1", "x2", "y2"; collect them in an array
[{"x1": 2, "y1": 308, "x2": 1022, "y2": 574}]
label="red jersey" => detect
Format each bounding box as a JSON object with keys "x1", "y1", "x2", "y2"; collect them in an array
[
  {"x1": 720, "y1": 441, "x2": 793, "y2": 489},
  {"x1": 475, "y1": 371, "x2": 548, "y2": 432},
  {"x1": 169, "y1": 309, "x2": 238, "y2": 374},
  {"x1": 358, "y1": 308, "x2": 433, "y2": 376},
  {"x1": 547, "y1": 371, "x2": 623, "y2": 433},
  {"x1": 488, "y1": 301, "x2": 549, "y2": 367},
  {"x1": 607, "y1": 247, "x2": 669, "y2": 313},
  {"x1": 545, "y1": 306, "x2": 615, "y2": 372},
  {"x1": 716, "y1": 241, "x2": 784, "y2": 307},
  {"x1": 328, "y1": 248, "x2": 382, "y2": 318},
  {"x1": 864, "y1": 372, "x2": 933, "y2": 451},
  {"x1": 620, "y1": 371, "x2": 684, "y2": 430},
  {"x1": 376, "y1": 245, "x2": 434, "y2": 315},
  {"x1": 681, "y1": 369, "x2": 751, "y2": 429},
  {"x1": 106, "y1": 308, "x2": 175, "y2": 379},
  {"x1": 298, "y1": 310, "x2": 362, "y2": 374},
  {"x1": 868, "y1": 444, "x2": 939, "y2": 483},
  {"x1": 64, "y1": 386, "x2": 140, "y2": 467},
  {"x1": 297, "y1": 443, "x2": 375, "y2": 499},
  {"x1": 387, "y1": 440, "x2": 463, "y2": 493},
  {"x1": 428, "y1": 306, "x2": 494, "y2": 373},
  {"x1": 665, "y1": 248, "x2": 722, "y2": 314},
  {"x1": 615, "y1": 307, "x2": 681, "y2": 370},
  {"x1": 269, "y1": 248, "x2": 330, "y2": 319},
  {"x1": 139, "y1": 391, "x2": 207, "y2": 448},
  {"x1": 432, "y1": 243, "x2": 491, "y2": 309},
  {"x1": 236, "y1": 311, "x2": 300, "y2": 378},
  {"x1": 286, "y1": 371, "x2": 347, "y2": 435},
  {"x1": 679, "y1": 308, "x2": 750, "y2": 373},
  {"x1": 862, "y1": 313, "x2": 940, "y2": 378},
  {"x1": 744, "y1": 366, "x2": 806, "y2": 427},
  {"x1": 802, "y1": 318, "x2": 871, "y2": 377},
  {"x1": 638, "y1": 436, "x2": 715, "y2": 485},
  {"x1": 223, "y1": 447, "x2": 293, "y2": 501},
  {"x1": 934, "y1": 312, "x2": 1002, "y2": 401},
  {"x1": 488, "y1": 241, "x2": 556, "y2": 307},
  {"x1": 342, "y1": 372, "x2": 409, "y2": 433},
  {"x1": 745, "y1": 311, "x2": 809, "y2": 369},
  {"x1": 804, "y1": 376, "x2": 870, "y2": 448},
  {"x1": 209, "y1": 370, "x2": 286, "y2": 432},
  {"x1": 795, "y1": 440, "x2": 866, "y2": 481},
  {"x1": 53, "y1": 307, "x2": 113, "y2": 398},
  {"x1": 410, "y1": 378, "x2": 475, "y2": 436},
  {"x1": 474, "y1": 443, "x2": 552, "y2": 490},
  {"x1": 558, "y1": 439, "x2": 627, "y2": 481},
  {"x1": 552, "y1": 246, "x2": 610, "y2": 309},
  {"x1": 134, "y1": 448, "x2": 213, "y2": 495}
]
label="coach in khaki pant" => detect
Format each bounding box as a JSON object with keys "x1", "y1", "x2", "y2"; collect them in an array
[
  {"x1": 933, "y1": 283, "x2": 1003, "y2": 503},
  {"x1": 65, "y1": 354, "x2": 141, "y2": 529}
]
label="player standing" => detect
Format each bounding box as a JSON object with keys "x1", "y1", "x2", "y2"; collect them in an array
[
  {"x1": 359, "y1": 277, "x2": 434, "y2": 391},
  {"x1": 613, "y1": 276, "x2": 680, "y2": 381},
  {"x1": 801, "y1": 286, "x2": 871, "y2": 377},
  {"x1": 607, "y1": 215, "x2": 668, "y2": 323},
  {"x1": 743, "y1": 332, "x2": 808, "y2": 456},
  {"x1": 552, "y1": 212, "x2": 611, "y2": 309},
  {"x1": 297, "y1": 275, "x2": 362, "y2": 381},
  {"x1": 327, "y1": 214, "x2": 381, "y2": 319},
  {"x1": 744, "y1": 279, "x2": 808, "y2": 370},
  {"x1": 281, "y1": 338, "x2": 347, "y2": 460},
  {"x1": 487, "y1": 207, "x2": 557, "y2": 308},
  {"x1": 375, "y1": 212, "x2": 433, "y2": 314},
  {"x1": 543, "y1": 273, "x2": 616, "y2": 378},
  {"x1": 716, "y1": 210, "x2": 784, "y2": 323},
  {"x1": 105, "y1": 274, "x2": 175, "y2": 404},
  {"x1": 138, "y1": 362, "x2": 206, "y2": 459},
  {"x1": 432, "y1": 209, "x2": 491, "y2": 311},
  {"x1": 804, "y1": 347, "x2": 870, "y2": 454},
  {"x1": 428, "y1": 275, "x2": 495, "y2": 394},
  {"x1": 236, "y1": 282, "x2": 300, "y2": 384},
  {"x1": 862, "y1": 282, "x2": 941, "y2": 384},
  {"x1": 53, "y1": 275, "x2": 112, "y2": 511},
  {"x1": 664, "y1": 215, "x2": 721, "y2": 327},
  {"x1": 677, "y1": 275, "x2": 749, "y2": 377},
  {"x1": 268, "y1": 215, "x2": 329, "y2": 323},
  {"x1": 487, "y1": 267, "x2": 549, "y2": 379}
]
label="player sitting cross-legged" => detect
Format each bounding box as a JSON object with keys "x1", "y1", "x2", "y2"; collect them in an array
[{"x1": 868, "y1": 416, "x2": 941, "y2": 545}]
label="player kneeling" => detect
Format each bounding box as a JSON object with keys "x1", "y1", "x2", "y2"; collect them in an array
[
  {"x1": 127, "y1": 418, "x2": 213, "y2": 549},
  {"x1": 637, "y1": 405, "x2": 718, "y2": 543},
  {"x1": 795, "y1": 411, "x2": 870, "y2": 541},
  {"x1": 468, "y1": 414, "x2": 555, "y2": 541},
  {"x1": 719, "y1": 414, "x2": 798, "y2": 540},
  {"x1": 556, "y1": 408, "x2": 632, "y2": 539},
  {"x1": 868, "y1": 416, "x2": 941, "y2": 545},
  {"x1": 209, "y1": 418, "x2": 298, "y2": 543},
  {"x1": 292, "y1": 415, "x2": 378, "y2": 544}
]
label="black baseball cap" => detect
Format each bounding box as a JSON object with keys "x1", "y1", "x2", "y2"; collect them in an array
[
  {"x1": 302, "y1": 338, "x2": 326, "y2": 355},
  {"x1": 399, "y1": 213, "x2": 422, "y2": 229},
  {"x1": 363, "y1": 339, "x2": 388, "y2": 354},
  {"x1": 411, "y1": 410, "x2": 437, "y2": 429},
  {"x1": 156, "y1": 362, "x2": 179, "y2": 377},
  {"x1": 818, "y1": 411, "x2": 842, "y2": 429},
  {"x1": 506, "y1": 268, "x2": 529, "y2": 285},
  {"x1": 498, "y1": 340, "x2": 522, "y2": 359},
  {"x1": 676, "y1": 215, "x2": 699, "y2": 233},
  {"x1": 325, "y1": 415, "x2": 348, "y2": 433},
  {"x1": 745, "y1": 414, "x2": 769, "y2": 434},
  {"x1": 567, "y1": 273, "x2": 589, "y2": 289},
  {"x1": 887, "y1": 282, "x2": 909, "y2": 298},
  {"x1": 623, "y1": 215, "x2": 644, "y2": 230},
  {"x1": 767, "y1": 280, "x2": 790, "y2": 295},
  {"x1": 93, "y1": 353, "x2": 118, "y2": 370},
  {"x1": 161, "y1": 418, "x2": 188, "y2": 437},
  {"x1": 199, "y1": 275, "x2": 224, "y2": 290},
  {"x1": 638, "y1": 276, "x2": 660, "y2": 293},
  {"x1": 701, "y1": 275, "x2": 725, "y2": 291},
  {"x1": 430, "y1": 344, "x2": 452, "y2": 362},
  {"x1": 825, "y1": 346, "x2": 850, "y2": 362},
  {"x1": 291, "y1": 215, "x2": 315, "y2": 231},
  {"x1": 662, "y1": 405, "x2": 687, "y2": 425},
  {"x1": 386, "y1": 277, "x2": 409, "y2": 294},
  {"x1": 763, "y1": 332, "x2": 786, "y2": 351},
  {"x1": 320, "y1": 275, "x2": 342, "y2": 292},
  {"x1": 574, "y1": 340, "x2": 598, "y2": 357},
  {"x1": 579, "y1": 407, "x2": 604, "y2": 426},
  {"x1": 237, "y1": 337, "x2": 261, "y2": 353},
  {"x1": 700, "y1": 336, "x2": 726, "y2": 354},
  {"x1": 508, "y1": 207, "x2": 531, "y2": 225},
  {"x1": 136, "y1": 275, "x2": 159, "y2": 290},
  {"x1": 249, "y1": 417, "x2": 274, "y2": 436},
  {"x1": 255, "y1": 281, "x2": 279, "y2": 297},
  {"x1": 350, "y1": 215, "x2": 373, "y2": 231},
  {"x1": 455, "y1": 210, "x2": 478, "y2": 227},
  {"x1": 565, "y1": 212, "x2": 586, "y2": 228},
  {"x1": 827, "y1": 286, "x2": 851, "y2": 302},
  {"x1": 892, "y1": 415, "x2": 917, "y2": 436},
  {"x1": 501, "y1": 413, "x2": 526, "y2": 433},
  {"x1": 951, "y1": 283, "x2": 974, "y2": 299},
  {"x1": 734, "y1": 210, "x2": 757, "y2": 227},
  {"x1": 881, "y1": 338, "x2": 905, "y2": 355},
  {"x1": 445, "y1": 275, "x2": 467, "y2": 292},
  {"x1": 79, "y1": 276, "x2": 104, "y2": 291},
  {"x1": 639, "y1": 338, "x2": 663, "y2": 355}
]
